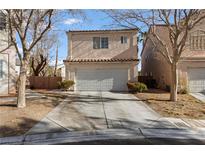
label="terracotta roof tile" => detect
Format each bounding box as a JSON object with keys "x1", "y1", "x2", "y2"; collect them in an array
[
  {"x1": 63, "y1": 58, "x2": 139, "y2": 63},
  {"x1": 68, "y1": 28, "x2": 138, "y2": 33}
]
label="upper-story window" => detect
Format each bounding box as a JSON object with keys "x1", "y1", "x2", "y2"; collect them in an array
[
  {"x1": 121, "y1": 36, "x2": 127, "y2": 44},
  {"x1": 101, "y1": 37, "x2": 108, "y2": 48},
  {"x1": 0, "y1": 60, "x2": 3, "y2": 79},
  {"x1": 93, "y1": 37, "x2": 100, "y2": 49},
  {"x1": 93, "y1": 37, "x2": 109, "y2": 49},
  {"x1": 189, "y1": 30, "x2": 205, "y2": 50}
]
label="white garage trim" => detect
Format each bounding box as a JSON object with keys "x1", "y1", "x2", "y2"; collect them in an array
[
  {"x1": 0, "y1": 54, "x2": 9, "y2": 95},
  {"x1": 188, "y1": 68, "x2": 205, "y2": 93},
  {"x1": 75, "y1": 68, "x2": 128, "y2": 91}
]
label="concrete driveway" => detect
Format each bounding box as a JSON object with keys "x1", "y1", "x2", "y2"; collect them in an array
[{"x1": 27, "y1": 91, "x2": 176, "y2": 135}]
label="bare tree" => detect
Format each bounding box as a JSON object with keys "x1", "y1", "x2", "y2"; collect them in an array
[
  {"x1": 53, "y1": 44, "x2": 58, "y2": 77},
  {"x1": 0, "y1": 9, "x2": 86, "y2": 108},
  {"x1": 31, "y1": 53, "x2": 47, "y2": 76},
  {"x1": 2, "y1": 9, "x2": 54, "y2": 108},
  {"x1": 30, "y1": 32, "x2": 58, "y2": 76},
  {"x1": 105, "y1": 9, "x2": 205, "y2": 101}
]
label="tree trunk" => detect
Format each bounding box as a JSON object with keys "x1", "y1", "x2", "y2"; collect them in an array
[
  {"x1": 170, "y1": 63, "x2": 178, "y2": 102},
  {"x1": 17, "y1": 63, "x2": 27, "y2": 108},
  {"x1": 54, "y1": 45, "x2": 58, "y2": 76}
]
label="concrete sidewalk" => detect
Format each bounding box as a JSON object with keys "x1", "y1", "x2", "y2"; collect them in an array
[{"x1": 190, "y1": 93, "x2": 205, "y2": 103}]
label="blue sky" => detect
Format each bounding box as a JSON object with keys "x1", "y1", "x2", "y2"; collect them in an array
[{"x1": 53, "y1": 10, "x2": 142, "y2": 69}]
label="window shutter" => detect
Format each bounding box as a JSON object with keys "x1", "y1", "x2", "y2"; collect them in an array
[{"x1": 121, "y1": 36, "x2": 124, "y2": 44}]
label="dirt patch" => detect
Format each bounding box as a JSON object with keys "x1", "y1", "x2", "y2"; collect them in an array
[
  {"x1": 0, "y1": 92, "x2": 67, "y2": 137},
  {"x1": 135, "y1": 89, "x2": 205, "y2": 119}
]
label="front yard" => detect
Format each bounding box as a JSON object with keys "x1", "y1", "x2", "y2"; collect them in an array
[
  {"x1": 0, "y1": 90, "x2": 68, "y2": 137},
  {"x1": 135, "y1": 89, "x2": 205, "y2": 119}
]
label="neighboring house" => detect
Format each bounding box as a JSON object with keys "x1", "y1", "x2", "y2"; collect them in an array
[
  {"x1": 141, "y1": 22, "x2": 205, "y2": 93},
  {"x1": 64, "y1": 29, "x2": 139, "y2": 91},
  {"x1": 0, "y1": 12, "x2": 16, "y2": 95},
  {"x1": 57, "y1": 64, "x2": 65, "y2": 79}
]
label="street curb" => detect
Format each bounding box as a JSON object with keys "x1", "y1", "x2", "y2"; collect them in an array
[
  {"x1": 0, "y1": 129, "x2": 143, "y2": 145},
  {"x1": 1, "y1": 128, "x2": 205, "y2": 145},
  {"x1": 141, "y1": 128, "x2": 205, "y2": 140}
]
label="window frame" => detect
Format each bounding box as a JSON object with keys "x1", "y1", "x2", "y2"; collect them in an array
[
  {"x1": 101, "y1": 37, "x2": 108, "y2": 49},
  {"x1": 121, "y1": 36, "x2": 128, "y2": 44},
  {"x1": 93, "y1": 37, "x2": 100, "y2": 49},
  {"x1": 93, "y1": 37, "x2": 109, "y2": 49}
]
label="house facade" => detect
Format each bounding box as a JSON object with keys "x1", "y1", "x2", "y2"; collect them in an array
[
  {"x1": 55, "y1": 64, "x2": 66, "y2": 79},
  {"x1": 141, "y1": 21, "x2": 205, "y2": 93},
  {"x1": 0, "y1": 13, "x2": 16, "y2": 95},
  {"x1": 64, "y1": 29, "x2": 139, "y2": 91}
]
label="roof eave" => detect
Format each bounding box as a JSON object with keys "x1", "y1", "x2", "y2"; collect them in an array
[{"x1": 66, "y1": 28, "x2": 138, "y2": 34}]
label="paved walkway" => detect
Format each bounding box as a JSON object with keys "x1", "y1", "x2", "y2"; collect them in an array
[{"x1": 190, "y1": 93, "x2": 205, "y2": 103}]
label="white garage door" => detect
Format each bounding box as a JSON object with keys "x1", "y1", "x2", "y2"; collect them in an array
[
  {"x1": 76, "y1": 69, "x2": 128, "y2": 91},
  {"x1": 188, "y1": 68, "x2": 205, "y2": 93}
]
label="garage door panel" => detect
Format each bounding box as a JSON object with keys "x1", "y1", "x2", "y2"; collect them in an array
[
  {"x1": 76, "y1": 69, "x2": 128, "y2": 91},
  {"x1": 188, "y1": 68, "x2": 205, "y2": 93}
]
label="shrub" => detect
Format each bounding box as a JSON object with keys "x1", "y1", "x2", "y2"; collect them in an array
[
  {"x1": 178, "y1": 88, "x2": 188, "y2": 94},
  {"x1": 148, "y1": 79, "x2": 157, "y2": 88},
  {"x1": 30, "y1": 85, "x2": 35, "y2": 89},
  {"x1": 165, "y1": 85, "x2": 170, "y2": 92},
  {"x1": 127, "y1": 82, "x2": 148, "y2": 93},
  {"x1": 58, "y1": 80, "x2": 75, "y2": 90}
]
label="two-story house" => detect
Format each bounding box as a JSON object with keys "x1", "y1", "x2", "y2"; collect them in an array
[
  {"x1": 0, "y1": 11, "x2": 16, "y2": 95},
  {"x1": 141, "y1": 22, "x2": 205, "y2": 93},
  {"x1": 63, "y1": 29, "x2": 139, "y2": 91}
]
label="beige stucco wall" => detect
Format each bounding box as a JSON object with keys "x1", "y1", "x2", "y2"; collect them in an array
[
  {"x1": 0, "y1": 30, "x2": 16, "y2": 95},
  {"x1": 67, "y1": 30, "x2": 138, "y2": 60},
  {"x1": 64, "y1": 30, "x2": 138, "y2": 91},
  {"x1": 141, "y1": 38, "x2": 171, "y2": 89}
]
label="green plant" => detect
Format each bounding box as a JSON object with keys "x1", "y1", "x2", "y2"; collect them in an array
[
  {"x1": 178, "y1": 88, "x2": 188, "y2": 94},
  {"x1": 58, "y1": 80, "x2": 75, "y2": 90},
  {"x1": 30, "y1": 85, "x2": 35, "y2": 89},
  {"x1": 127, "y1": 82, "x2": 148, "y2": 93},
  {"x1": 165, "y1": 85, "x2": 170, "y2": 92}
]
